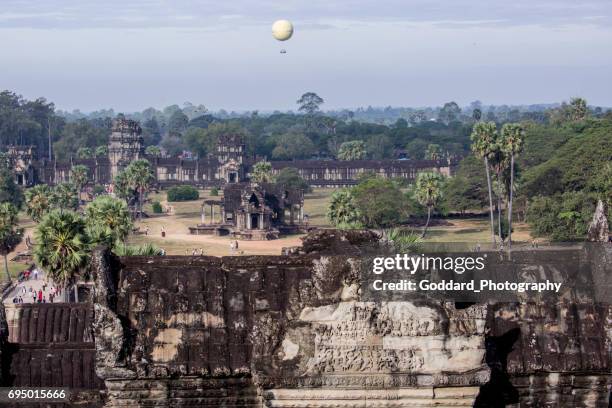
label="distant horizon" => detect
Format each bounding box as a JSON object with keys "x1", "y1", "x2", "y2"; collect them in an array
[{"x1": 2, "y1": 1, "x2": 611, "y2": 112}]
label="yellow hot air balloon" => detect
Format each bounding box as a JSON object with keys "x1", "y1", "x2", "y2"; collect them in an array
[{"x1": 272, "y1": 20, "x2": 294, "y2": 41}]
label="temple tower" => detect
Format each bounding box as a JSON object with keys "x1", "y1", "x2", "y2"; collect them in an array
[
  {"x1": 108, "y1": 118, "x2": 144, "y2": 180},
  {"x1": 216, "y1": 134, "x2": 246, "y2": 183}
]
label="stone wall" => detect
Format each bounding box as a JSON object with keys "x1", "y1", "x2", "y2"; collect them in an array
[
  {"x1": 2, "y1": 303, "x2": 105, "y2": 407},
  {"x1": 0, "y1": 233, "x2": 609, "y2": 407}
]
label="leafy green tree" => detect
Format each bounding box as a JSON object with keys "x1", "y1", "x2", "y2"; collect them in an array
[
  {"x1": 125, "y1": 159, "x2": 155, "y2": 220},
  {"x1": 145, "y1": 145, "x2": 161, "y2": 157},
  {"x1": 352, "y1": 177, "x2": 407, "y2": 228},
  {"x1": 297, "y1": 92, "x2": 324, "y2": 115},
  {"x1": 76, "y1": 147, "x2": 93, "y2": 159},
  {"x1": 271, "y1": 132, "x2": 316, "y2": 160},
  {"x1": 500, "y1": 123, "x2": 525, "y2": 247},
  {"x1": 425, "y1": 144, "x2": 441, "y2": 160},
  {"x1": 366, "y1": 134, "x2": 393, "y2": 159},
  {"x1": 0, "y1": 167, "x2": 24, "y2": 209},
  {"x1": 183, "y1": 123, "x2": 246, "y2": 158},
  {"x1": 142, "y1": 117, "x2": 162, "y2": 146},
  {"x1": 85, "y1": 196, "x2": 132, "y2": 248},
  {"x1": 95, "y1": 145, "x2": 108, "y2": 157},
  {"x1": 53, "y1": 119, "x2": 108, "y2": 161},
  {"x1": 442, "y1": 156, "x2": 488, "y2": 214},
  {"x1": 251, "y1": 161, "x2": 274, "y2": 184},
  {"x1": 405, "y1": 139, "x2": 429, "y2": 160},
  {"x1": 414, "y1": 172, "x2": 444, "y2": 238},
  {"x1": 70, "y1": 164, "x2": 89, "y2": 203},
  {"x1": 25, "y1": 184, "x2": 52, "y2": 222},
  {"x1": 167, "y1": 110, "x2": 189, "y2": 135},
  {"x1": 337, "y1": 140, "x2": 366, "y2": 160},
  {"x1": 34, "y1": 210, "x2": 89, "y2": 302},
  {"x1": 51, "y1": 182, "x2": 79, "y2": 212},
  {"x1": 0, "y1": 203, "x2": 23, "y2": 282},
  {"x1": 439, "y1": 101, "x2": 461, "y2": 124},
  {"x1": 471, "y1": 122, "x2": 499, "y2": 244},
  {"x1": 275, "y1": 168, "x2": 311, "y2": 193},
  {"x1": 527, "y1": 192, "x2": 596, "y2": 241},
  {"x1": 327, "y1": 189, "x2": 361, "y2": 227}
]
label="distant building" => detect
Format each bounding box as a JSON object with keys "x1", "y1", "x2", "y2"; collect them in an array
[
  {"x1": 6, "y1": 118, "x2": 456, "y2": 188},
  {"x1": 191, "y1": 182, "x2": 305, "y2": 240}
]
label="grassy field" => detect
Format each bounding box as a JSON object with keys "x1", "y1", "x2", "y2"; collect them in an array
[
  {"x1": 303, "y1": 188, "x2": 335, "y2": 227},
  {"x1": 10, "y1": 187, "x2": 536, "y2": 261}
]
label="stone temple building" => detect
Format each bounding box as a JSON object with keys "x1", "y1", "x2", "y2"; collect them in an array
[
  {"x1": 6, "y1": 118, "x2": 456, "y2": 188},
  {"x1": 190, "y1": 182, "x2": 306, "y2": 240}
]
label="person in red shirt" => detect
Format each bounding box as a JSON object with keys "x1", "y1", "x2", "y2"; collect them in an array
[{"x1": 37, "y1": 289, "x2": 43, "y2": 303}]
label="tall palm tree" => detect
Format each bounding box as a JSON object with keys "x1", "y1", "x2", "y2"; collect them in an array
[
  {"x1": 501, "y1": 123, "x2": 525, "y2": 248},
  {"x1": 51, "y1": 182, "x2": 79, "y2": 213},
  {"x1": 113, "y1": 171, "x2": 132, "y2": 204},
  {"x1": 126, "y1": 159, "x2": 155, "y2": 220},
  {"x1": 25, "y1": 184, "x2": 52, "y2": 222},
  {"x1": 85, "y1": 195, "x2": 133, "y2": 248},
  {"x1": 0, "y1": 203, "x2": 23, "y2": 282},
  {"x1": 414, "y1": 172, "x2": 444, "y2": 238},
  {"x1": 70, "y1": 164, "x2": 89, "y2": 204},
  {"x1": 471, "y1": 121, "x2": 498, "y2": 245},
  {"x1": 489, "y1": 143, "x2": 508, "y2": 243},
  {"x1": 33, "y1": 210, "x2": 89, "y2": 302}
]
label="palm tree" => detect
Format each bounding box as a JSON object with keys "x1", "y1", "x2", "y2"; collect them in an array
[
  {"x1": 145, "y1": 145, "x2": 162, "y2": 157},
  {"x1": 0, "y1": 203, "x2": 23, "y2": 282},
  {"x1": 327, "y1": 189, "x2": 361, "y2": 227},
  {"x1": 33, "y1": 210, "x2": 89, "y2": 302},
  {"x1": 383, "y1": 228, "x2": 422, "y2": 252},
  {"x1": 489, "y1": 143, "x2": 508, "y2": 244},
  {"x1": 500, "y1": 123, "x2": 525, "y2": 248},
  {"x1": 113, "y1": 242, "x2": 164, "y2": 256},
  {"x1": 414, "y1": 172, "x2": 444, "y2": 238},
  {"x1": 70, "y1": 164, "x2": 89, "y2": 204},
  {"x1": 113, "y1": 171, "x2": 132, "y2": 204},
  {"x1": 337, "y1": 141, "x2": 366, "y2": 161},
  {"x1": 51, "y1": 182, "x2": 79, "y2": 213},
  {"x1": 85, "y1": 196, "x2": 132, "y2": 248},
  {"x1": 76, "y1": 147, "x2": 93, "y2": 159},
  {"x1": 126, "y1": 159, "x2": 155, "y2": 220},
  {"x1": 425, "y1": 144, "x2": 441, "y2": 161},
  {"x1": 471, "y1": 122, "x2": 498, "y2": 245},
  {"x1": 250, "y1": 161, "x2": 274, "y2": 184},
  {"x1": 25, "y1": 184, "x2": 52, "y2": 222},
  {"x1": 95, "y1": 145, "x2": 108, "y2": 157}
]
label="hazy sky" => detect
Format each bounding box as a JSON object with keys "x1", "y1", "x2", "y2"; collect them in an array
[{"x1": 1, "y1": 0, "x2": 612, "y2": 112}]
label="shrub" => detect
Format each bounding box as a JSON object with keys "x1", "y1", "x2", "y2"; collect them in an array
[
  {"x1": 151, "y1": 201, "x2": 163, "y2": 214},
  {"x1": 210, "y1": 187, "x2": 219, "y2": 196},
  {"x1": 167, "y1": 185, "x2": 199, "y2": 202}
]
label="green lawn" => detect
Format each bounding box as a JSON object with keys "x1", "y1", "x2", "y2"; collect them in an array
[{"x1": 303, "y1": 188, "x2": 335, "y2": 227}]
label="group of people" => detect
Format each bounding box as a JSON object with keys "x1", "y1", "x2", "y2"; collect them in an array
[{"x1": 12, "y1": 280, "x2": 61, "y2": 304}]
